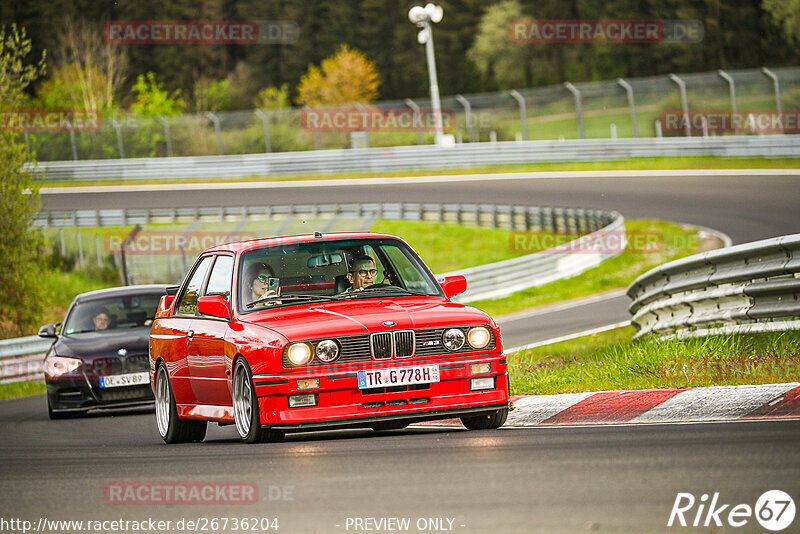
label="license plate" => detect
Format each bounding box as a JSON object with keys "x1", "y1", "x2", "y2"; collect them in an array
[
  {"x1": 357, "y1": 365, "x2": 440, "y2": 389},
  {"x1": 99, "y1": 371, "x2": 149, "y2": 388}
]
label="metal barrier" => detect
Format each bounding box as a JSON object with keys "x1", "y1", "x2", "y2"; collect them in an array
[
  {"x1": 5, "y1": 202, "x2": 624, "y2": 380},
  {"x1": 28, "y1": 135, "x2": 800, "y2": 181},
  {"x1": 627, "y1": 234, "x2": 800, "y2": 339}
]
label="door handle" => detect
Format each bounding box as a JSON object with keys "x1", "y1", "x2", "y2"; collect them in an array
[{"x1": 187, "y1": 330, "x2": 194, "y2": 339}]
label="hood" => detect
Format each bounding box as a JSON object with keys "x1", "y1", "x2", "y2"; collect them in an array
[
  {"x1": 241, "y1": 297, "x2": 492, "y2": 341},
  {"x1": 53, "y1": 327, "x2": 151, "y2": 359}
]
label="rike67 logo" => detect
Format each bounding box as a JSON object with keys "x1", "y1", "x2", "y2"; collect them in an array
[{"x1": 668, "y1": 490, "x2": 795, "y2": 531}]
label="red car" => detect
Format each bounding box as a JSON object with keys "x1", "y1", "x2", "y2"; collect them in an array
[{"x1": 149, "y1": 232, "x2": 509, "y2": 444}]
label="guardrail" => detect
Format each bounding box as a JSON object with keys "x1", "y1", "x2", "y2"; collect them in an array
[
  {"x1": 627, "y1": 234, "x2": 800, "y2": 339},
  {"x1": 29, "y1": 135, "x2": 800, "y2": 181},
  {"x1": 6, "y1": 202, "x2": 624, "y2": 381},
  {"x1": 0, "y1": 336, "x2": 52, "y2": 384}
]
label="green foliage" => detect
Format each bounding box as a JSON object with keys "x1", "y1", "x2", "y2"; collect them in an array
[
  {"x1": 0, "y1": 25, "x2": 47, "y2": 338},
  {"x1": 762, "y1": 0, "x2": 800, "y2": 46},
  {"x1": 130, "y1": 72, "x2": 185, "y2": 118},
  {"x1": 254, "y1": 84, "x2": 290, "y2": 110},
  {"x1": 193, "y1": 78, "x2": 234, "y2": 112},
  {"x1": 468, "y1": 0, "x2": 531, "y2": 88}
]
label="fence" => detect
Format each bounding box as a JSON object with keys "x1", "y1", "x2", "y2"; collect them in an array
[
  {"x1": 29, "y1": 135, "x2": 800, "y2": 181},
  {"x1": 25, "y1": 66, "x2": 800, "y2": 162},
  {"x1": 627, "y1": 234, "x2": 800, "y2": 339}
]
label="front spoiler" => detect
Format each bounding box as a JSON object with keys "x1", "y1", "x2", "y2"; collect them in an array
[{"x1": 261, "y1": 402, "x2": 508, "y2": 432}]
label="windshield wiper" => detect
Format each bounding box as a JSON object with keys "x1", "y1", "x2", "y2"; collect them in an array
[
  {"x1": 357, "y1": 286, "x2": 430, "y2": 297},
  {"x1": 246, "y1": 294, "x2": 336, "y2": 309}
]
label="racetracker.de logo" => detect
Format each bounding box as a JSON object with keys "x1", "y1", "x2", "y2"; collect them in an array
[
  {"x1": 0, "y1": 109, "x2": 101, "y2": 132},
  {"x1": 660, "y1": 110, "x2": 800, "y2": 135},
  {"x1": 104, "y1": 231, "x2": 257, "y2": 255},
  {"x1": 104, "y1": 20, "x2": 299, "y2": 44},
  {"x1": 300, "y1": 107, "x2": 456, "y2": 132},
  {"x1": 510, "y1": 19, "x2": 703, "y2": 43},
  {"x1": 104, "y1": 482, "x2": 258, "y2": 505}
]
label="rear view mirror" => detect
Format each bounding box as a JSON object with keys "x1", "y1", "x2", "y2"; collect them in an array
[{"x1": 308, "y1": 253, "x2": 344, "y2": 268}]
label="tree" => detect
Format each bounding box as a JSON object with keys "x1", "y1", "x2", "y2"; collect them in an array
[
  {"x1": 0, "y1": 25, "x2": 47, "y2": 338},
  {"x1": 130, "y1": 72, "x2": 186, "y2": 118},
  {"x1": 296, "y1": 44, "x2": 380, "y2": 106},
  {"x1": 254, "y1": 84, "x2": 290, "y2": 110},
  {"x1": 763, "y1": 0, "x2": 800, "y2": 46},
  {"x1": 52, "y1": 16, "x2": 128, "y2": 111},
  {"x1": 468, "y1": 0, "x2": 531, "y2": 88}
]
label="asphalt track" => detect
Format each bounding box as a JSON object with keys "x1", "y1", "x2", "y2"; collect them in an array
[
  {"x1": 2, "y1": 394, "x2": 799, "y2": 533},
  {"x1": 9, "y1": 170, "x2": 797, "y2": 532}
]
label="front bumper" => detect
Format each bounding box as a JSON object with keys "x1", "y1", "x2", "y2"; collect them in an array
[
  {"x1": 253, "y1": 353, "x2": 508, "y2": 430},
  {"x1": 46, "y1": 377, "x2": 154, "y2": 413}
]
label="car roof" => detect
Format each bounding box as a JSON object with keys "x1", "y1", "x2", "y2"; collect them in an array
[
  {"x1": 73, "y1": 284, "x2": 172, "y2": 303},
  {"x1": 202, "y1": 232, "x2": 401, "y2": 254}
]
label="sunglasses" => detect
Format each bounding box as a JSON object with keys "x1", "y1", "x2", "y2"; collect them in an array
[
  {"x1": 255, "y1": 274, "x2": 273, "y2": 283},
  {"x1": 353, "y1": 269, "x2": 377, "y2": 276}
]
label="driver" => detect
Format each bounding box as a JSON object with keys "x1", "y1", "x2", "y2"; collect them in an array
[
  {"x1": 345, "y1": 256, "x2": 377, "y2": 292},
  {"x1": 246, "y1": 262, "x2": 281, "y2": 306},
  {"x1": 92, "y1": 308, "x2": 112, "y2": 331}
]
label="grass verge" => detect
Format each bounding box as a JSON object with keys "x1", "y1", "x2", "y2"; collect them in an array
[
  {"x1": 39, "y1": 156, "x2": 800, "y2": 188},
  {"x1": 0, "y1": 380, "x2": 45, "y2": 400},
  {"x1": 469, "y1": 220, "x2": 707, "y2": 316},
  {"x1": 509, "y1": 327, "x2": 800, "y2": 395}
]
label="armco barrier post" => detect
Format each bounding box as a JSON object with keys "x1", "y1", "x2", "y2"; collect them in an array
[
  {"x1": 563, "y1": 82, "x2": 585, "y2": 139},
  {"x1": 254, "y1": 109, "x2": 272, "y2": 153},
  {"x1": 155, "y1": 116, "x2": 174, "y2": 157},
  {"x1": 762, "y1": 68, "x2": 784, "y2": 134},
  {"x1": 455, "y1": 95, "x2": 475, "y2": 142},
  {"x1": 205, "y1": 112, "x2": 224, "y2": 155},
  {"x1": 404, "y1": 98, "x2": 425, "y2": 145},
  {"x1": 111, "y1": 118, "x2": 125, "y2": 158},
  {"x1": 717, "y1": 70, "x2": 739, "y2": 135},
  {"x1": 508, "y1": 90, "x2": 529, "y2": 140},
  {"x1": 616, "y1": 78, "x2": 639, "y2": 138},
  {"x1": 668, "y1": 74, "x2": 691, "y2": 137}
]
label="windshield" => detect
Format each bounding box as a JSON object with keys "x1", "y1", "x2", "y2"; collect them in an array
[
  {"x1": 238, "y1": 238, "x2": 442, "y2": 311},
  {"x1": 62, "y1": 294, "x2": 163, "y2": 334}
]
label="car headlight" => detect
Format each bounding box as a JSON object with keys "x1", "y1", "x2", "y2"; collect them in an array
[
  {"x1": 45, "y1": 356, "x2": 82, "y2": 378},
  {"x1": 286, "y1": 342, "x2": 313, "y2": 366},
  {"x1": 442, "y1": 328, "x2": 465, "y2": 351},
  {"x1": 315, "y1": 339, "x2": 340, "y2": 363},
  {"x1": 467, "y1": 327, "x2": 491, "y2": 349}
]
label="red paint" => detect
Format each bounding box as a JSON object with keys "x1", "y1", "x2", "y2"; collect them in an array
[
  {"x1": 541, "y1": 388, "x2": 685, "y2": 425},
  {"x1": 742, "y1": 385, "x2": 800, "y2": 419}
]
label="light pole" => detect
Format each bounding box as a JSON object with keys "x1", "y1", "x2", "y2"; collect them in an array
[{"x1": 409, "y1": 3, "x2": 444, "y2": 144}]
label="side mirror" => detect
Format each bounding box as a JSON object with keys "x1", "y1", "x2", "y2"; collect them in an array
[
  {"x1": 439, "y1": 275, "x2": 467, "y2": 299},
  {"x1": 158, "y1": 294, "x2": 176, "y2": 312},
  {"x1": 38, "y1": 323, "x2": 59, "y2": 338},
  {"x1": 197, "y1": 295, "x2": 231, "y2": 320}
]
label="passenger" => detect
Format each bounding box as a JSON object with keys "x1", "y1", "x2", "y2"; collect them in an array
[
  {"x1": 246, "y1": 262, "x2": 281, "y2": 306},
  {"x1": 345, "y1": 256, "x2": 378, "y2": 292},
  {"x1": 93, "y1": 308, "x2": 112, "y2": 331}
]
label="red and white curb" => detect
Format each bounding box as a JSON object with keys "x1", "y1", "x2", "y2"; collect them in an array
[{"x1": 504, "y1": 382, "x2": 800, "y2": 426}]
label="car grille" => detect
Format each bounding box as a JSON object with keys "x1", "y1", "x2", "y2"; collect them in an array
[
  {"x1": 96, "y1": 385, "x2": 153, "y2": 402},
  {"x1": 370, "y1": 332, "x2": 393, "y2": 360},
  {"x1": 283, "y1": 326, "x2": 494, "y2": 367}
]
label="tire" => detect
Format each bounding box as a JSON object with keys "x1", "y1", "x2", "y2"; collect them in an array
[
  {"x1": 155, "y1": 362, "x2": 207, "y2": 444},
  {"x1": 371, "y1": 421, "x2": 409, "y2": 431},
  {"x1": 232, "y1": 358, "x2": 284, "y2": 444},
  {"x1": 460, "y1": 408, "x2": 508, "y2": 430}
]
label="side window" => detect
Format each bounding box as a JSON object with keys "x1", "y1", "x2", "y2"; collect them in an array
[
  {"x1": 205, "y1": 255, "x2": 233, "y2": 300},
  {"x1": 176, "y1": 256, "x2": 214, "y2": 316},
  {"x1": 383, "y1": 245, "x2": 428, "y2": 292}
]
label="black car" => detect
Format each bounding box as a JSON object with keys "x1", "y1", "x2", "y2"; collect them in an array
[{"x1": 39, "y1": 285, "x2": 172, "y2": 419}]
